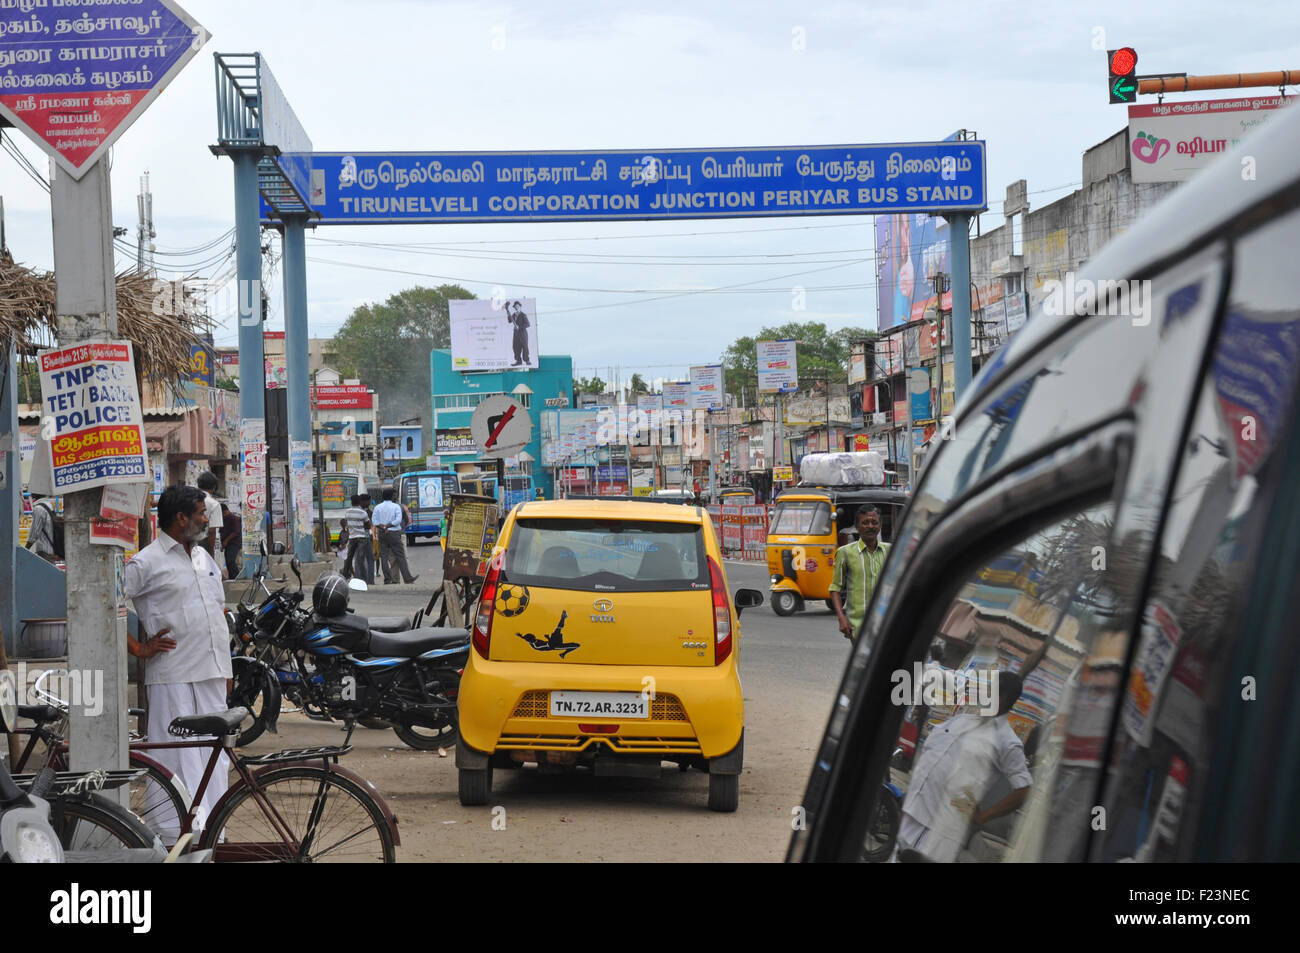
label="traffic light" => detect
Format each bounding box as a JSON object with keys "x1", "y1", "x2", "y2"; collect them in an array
[{"x1": 1108, "y1": 47, "x2": 1138, "y2": 104}]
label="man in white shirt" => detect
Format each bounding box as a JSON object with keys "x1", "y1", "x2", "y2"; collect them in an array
[
  {"x1": 895, "y1": 670, "x2": 1032, "y2": 862},
  {"x1": 124, "y1": 484, "x2": 233, "y2": 837},
  {"x1": 373, "y1": 487, "x2": 417, "y2": 585},
  {"x1": 196, "y1": 470, "x2": 224, "y2": 565}
]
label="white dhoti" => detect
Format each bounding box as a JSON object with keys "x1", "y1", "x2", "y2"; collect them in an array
[{"x1": 147, "y1": 677, "x2": 231, "y2": 839}]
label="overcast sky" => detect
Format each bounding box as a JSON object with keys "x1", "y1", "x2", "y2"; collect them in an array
[{"x1": 3, "y1": 0, "x2": 1297, "y2": 385}]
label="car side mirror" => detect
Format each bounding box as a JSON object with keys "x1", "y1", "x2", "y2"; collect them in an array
[{"x1": 734, "y1": 588, "x2": 764, "y2": 616}]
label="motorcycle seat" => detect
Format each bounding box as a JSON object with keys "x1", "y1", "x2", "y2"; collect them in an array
[
  {"x1": 368, "y1": 616, "x2": 412, "y2": 633},
  {"x1": 367, "y1": 627, "x2": 470, "y2": 658}
]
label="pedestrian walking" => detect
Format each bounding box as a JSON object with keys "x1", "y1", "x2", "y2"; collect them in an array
[
  {"x1": 196, "y1": 471, "x2": 223, "y2": 558},
  {"x1": 373, "y1": 487, "x2": 418, "y2": 585},
  {"x1": 342, "y1": 494, "x2": 374, "y2": 584},
  {"x1": 829, "y1": 505, "x2": 891, "y2": 642}
]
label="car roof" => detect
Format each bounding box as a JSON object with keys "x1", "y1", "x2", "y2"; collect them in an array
[
  {"x1": 963, "y1": 101, "x2": 1300, "y2": 412},
  {"x1": 513, "y1": 499, "x2": 705, "y2": 523}
]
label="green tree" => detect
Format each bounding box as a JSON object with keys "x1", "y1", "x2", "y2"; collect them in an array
[
  {"x1": 628, "y1": 373, "x2": 650, "y2": 395},
  {"x1": 573, "y1": 375, "x2": 606, "y2": 399},
  {"x1": 332, "y1": 284, "x2": 475, "y2": 430}
]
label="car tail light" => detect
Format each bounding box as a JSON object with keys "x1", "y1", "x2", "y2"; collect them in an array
[
  {"x1": 708, "y1": 556, "x2": 732, "y2": 665},
  {"x1": 473, "y1": 554, "x2": 502, "y2": 659}
]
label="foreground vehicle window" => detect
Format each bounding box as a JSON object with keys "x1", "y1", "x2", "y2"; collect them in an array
[{"x1": 865, "y1": 501, "x2": 1142, "y2": 863}]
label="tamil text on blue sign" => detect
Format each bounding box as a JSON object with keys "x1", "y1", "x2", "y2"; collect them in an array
[
  {"x1": 267, "y1": 142, "x2": 987, "y2": 225},
  {"x1": 38, "y1": 341, "x2": 148, "y2": 492}
]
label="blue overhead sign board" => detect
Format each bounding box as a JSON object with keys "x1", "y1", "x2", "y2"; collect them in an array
[{"x1": 263, "y1": 141, "x2": 986, "y2": 225}]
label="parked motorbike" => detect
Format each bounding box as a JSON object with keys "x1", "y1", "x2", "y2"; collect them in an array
[{"x1": 228, "y1": 553, "x2": 470, "y2": 750}]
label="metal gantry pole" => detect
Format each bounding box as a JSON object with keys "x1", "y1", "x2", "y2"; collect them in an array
[
  {"x1": 280, "y1": 213, "x2": 314, "y2": 561},
  {"x1": 233, "y1": 149, "x2": 265, "y2": 575},
  {"x1": 947, "y1": 212, "x2": 974, "y2": 402}
]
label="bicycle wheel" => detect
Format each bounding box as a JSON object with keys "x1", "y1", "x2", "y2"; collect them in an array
[
  {"x1": 200, "y1": 765, "x2": 395, "y2": 863},
  {"x1": 49, "y1": 792, "x2": 157, "y2": 852},
  {"x1": 127, "y1": 753, "x2": 192, "y2": 846}
]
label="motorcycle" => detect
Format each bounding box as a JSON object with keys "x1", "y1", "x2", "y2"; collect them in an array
[{"x1": 228, "y1": 551, "x2": 471, "y2": 750}]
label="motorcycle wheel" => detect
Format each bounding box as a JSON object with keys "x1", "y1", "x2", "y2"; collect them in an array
[
  {"x1": 392, "y1": 710, "x2": 459, "y2": 751},
  {"x1": 861, "y1": 787, "x2": 902, "y2": 862},
  {"x1": 228, "y1": 656, "x2": 281, "y2": 748}
]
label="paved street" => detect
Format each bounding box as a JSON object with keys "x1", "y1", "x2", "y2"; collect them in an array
[{"x1": 238, "y1": 542, "x2": 851, "y2": 862}]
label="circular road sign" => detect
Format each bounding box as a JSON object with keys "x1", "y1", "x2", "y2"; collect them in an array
[{"x1": 470, "y1": 395, "x2": 533, "y2": 459}]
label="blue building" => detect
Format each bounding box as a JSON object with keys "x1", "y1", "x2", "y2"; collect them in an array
[{"x1": 430, "y1": 349, "x2": 573, "y2": 500}]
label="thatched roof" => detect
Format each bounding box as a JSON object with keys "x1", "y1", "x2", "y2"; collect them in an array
[{"x1": 0, "y1": 250, "x2": 212, "y2": 399}]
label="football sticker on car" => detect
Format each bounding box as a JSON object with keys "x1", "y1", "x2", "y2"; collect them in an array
[
  {"x1": 517, "y1": 610, "x2": 582, "y2": 659},
  {"x1": 495, "y1": 583, "x2": 531, "y2": 617}
]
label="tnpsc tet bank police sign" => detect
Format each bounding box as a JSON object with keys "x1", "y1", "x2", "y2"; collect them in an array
[{"x1": 261, "y1": 141, "x2": 986, "y2": 225}]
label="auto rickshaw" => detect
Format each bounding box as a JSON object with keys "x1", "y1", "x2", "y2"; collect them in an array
[
  {"x1": 766, "y1": 485, "x2": 909, "y2": 616},
  {"x1": 719, "y1": 487, "x2": 757, "y2": 505}
]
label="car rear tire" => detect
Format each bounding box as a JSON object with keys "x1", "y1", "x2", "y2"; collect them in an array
[
  {"x1": 772, "y1": 590, "x2": 801, "y2": 616},
  {"x1": 708, "y1": 772, "x2": 739, "y2": 813},
  {"x1": 458, "y1": 765, "x2": 493, "y2": 806}
]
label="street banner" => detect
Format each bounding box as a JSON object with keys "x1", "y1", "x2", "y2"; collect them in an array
[
  {"x1": 38, "y1": 340, "x2": 149, "y2": 493},
  {"x1": 662, "y1": 381, "x2": 691, "y2": 408},
  {"x1": 690, "y1": 364, "x2": 725, "y2": 410},
  {"x1": 1128, "y1": 96, "x2": 1292, "y2": 184},
  {"x1": 240, "y1": 417, "x2": 266, "y2": 557},
  {"x1": 290, "y1": 442, "x2": 313, "y2": 540},
  {"x1": 449, "y1": 296, "x2": 539, "y2": 371},
  {"x1": 311, "y1": 384, "x2": 372, "y2": 409},
  {"x1": 435, "y1": 429, "x2": 477, "y2": 455},
  {"x1": 756, "y1": 340, "x2": 798, "y2": 393},
  {"x1": 908, "y1": 366, "x2": 932, "y2": 423},
  {"x1": 89, "y1": 482, "x2": 148, "y2": 552}
]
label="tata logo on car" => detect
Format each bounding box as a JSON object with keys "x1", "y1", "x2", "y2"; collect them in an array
[{"x1": 591, "y1": 598, "x2": 615, "y2": 623}]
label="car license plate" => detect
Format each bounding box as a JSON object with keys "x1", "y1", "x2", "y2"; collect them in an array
[{"x1": 550, "y1": 691, "x2": 648, "y2": 719}]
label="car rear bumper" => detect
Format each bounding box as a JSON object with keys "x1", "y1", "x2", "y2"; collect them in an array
[{"x1": 459, "y1": 657, "x2": 744, "y2": 759}]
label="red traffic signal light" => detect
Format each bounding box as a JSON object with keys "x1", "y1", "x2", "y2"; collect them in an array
[
  {"x1": 1108, "y1": 47, "x2": 1139, "y2": 104},
  {"x1": 1109, "y1": 47, "x2": 1137, "y2": 75}
]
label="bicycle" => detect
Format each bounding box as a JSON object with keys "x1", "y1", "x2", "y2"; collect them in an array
[
  {"x1": 11, "y1": 669, "x2": 192, "y2": 844},
  {"x1": 138, "y1": 707, "x2": 399, "y2": 862}
]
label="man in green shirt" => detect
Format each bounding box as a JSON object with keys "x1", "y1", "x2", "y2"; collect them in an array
[{"x1": 830, "y1": 505, "x2": 890, "y2": 641}]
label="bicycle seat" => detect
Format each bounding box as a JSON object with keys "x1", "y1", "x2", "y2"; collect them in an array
[
  {"x1": 169, "y1": 709, "x2": 246, "y2": 737},
  {"x1": 368, "y1": 616, "x2": 412, "y2": 633},
  {"x1": 18, "y1": 704, "x2": 63, "y2": 724},
  {"x1": 367, "y1": 627, "x2": 470, "y2": 658}
]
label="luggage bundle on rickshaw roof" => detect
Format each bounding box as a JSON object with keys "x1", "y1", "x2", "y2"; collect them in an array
[{"x1": 797, "y1": 452, "x2": 886, "y2": 488}]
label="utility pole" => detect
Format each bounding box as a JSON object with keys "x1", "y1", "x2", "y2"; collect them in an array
[
  {"x1": 51, "y1": 159, "x2": 129, "y2": 774},
  {"x1": 135, "y1": 172, "x2": 155, "y2": 275}
]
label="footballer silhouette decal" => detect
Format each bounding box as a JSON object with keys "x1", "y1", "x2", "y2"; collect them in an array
[{"x1": 517, "y1": 610, "x2": 582, "y2": 659}]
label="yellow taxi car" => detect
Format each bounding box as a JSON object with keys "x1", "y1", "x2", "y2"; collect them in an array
[{"x1": 455, "y1": 499, "x2": 763, "y2": 812}]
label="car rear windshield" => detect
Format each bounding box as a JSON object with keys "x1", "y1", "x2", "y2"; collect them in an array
[
  {"x1": 770, "y1": 500, "x2": 832, "y2": 535},
  {"x1": 503, "y1": 518, "x2": 709, "y2": 592}
]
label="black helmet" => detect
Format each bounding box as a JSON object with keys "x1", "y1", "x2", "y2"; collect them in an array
[{"x1": 312, "y1": 573, "x2": 351, "y2": 618}]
